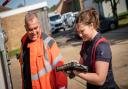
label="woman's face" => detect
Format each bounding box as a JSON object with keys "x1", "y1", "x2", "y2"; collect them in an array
[{"x1": 76, "y1": 23, "x2": 93, "y2": 41}]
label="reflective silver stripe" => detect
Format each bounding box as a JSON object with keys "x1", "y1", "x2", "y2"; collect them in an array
[
  {"x1": 53, "y1": 53, "x2": 63, "y2": 67},
  {"x1": 31, "y1": 34, "x2": 63, "y2": 80},
  {"x1": 31, "y1": 68, "x2": 47, "y2": 80},
  {"x1": 44, "y1": 38, "x2": 53, "y2": 72},
  {"x1": 31, "y1": 37, "x2": 53, "y2": 80},
  {"x1": 42, "y1": 32, "x2": 55, "y2": 48},
  {"x1": 44, "y1": 37, "x2": 52, "y2": 48},
  {"x1": 31, "y1": 53, "x2": 63, "y2": 80},
  {"x1": 44, "y1": 52, "x2": 52, "y2": 72},
  {"x1": 31, "y1": 53, "x2": 53, "y2": 80},
  {"x1": 43, "y1": 36, "x2": 53, "y2": 72}
]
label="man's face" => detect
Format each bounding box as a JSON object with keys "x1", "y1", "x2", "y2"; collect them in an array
[{"x1": 25, "y1": 17, "x2": 41, "y2": 41}]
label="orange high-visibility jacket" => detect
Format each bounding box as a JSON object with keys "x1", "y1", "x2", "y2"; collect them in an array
[{"x1": 19, "y1": 32, "x2": 67, "y2": 89}]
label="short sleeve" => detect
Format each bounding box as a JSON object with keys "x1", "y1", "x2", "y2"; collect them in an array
[{"x1": 96, "y1": 41, "x2": 112, "y2": 62}]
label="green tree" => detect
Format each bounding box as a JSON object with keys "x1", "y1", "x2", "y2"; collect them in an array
[
  {"x1": 49, "y1": 5, "x2": 57, "y2": 12},
  {"x1": 94, "y1": 0, "x2": 119, "y2": 25}
]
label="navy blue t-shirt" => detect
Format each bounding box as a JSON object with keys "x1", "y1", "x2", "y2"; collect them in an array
[
  {"x1": 80, "y1": 33, "x2": 119, "y2": 89},
  {"x1": 80, "y1": 33, "x2": 112, "y2": 71}
]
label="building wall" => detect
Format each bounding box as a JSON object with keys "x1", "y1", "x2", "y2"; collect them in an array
[
  {"x1": 102, "y1": 0, "x2": 127, "y2": 17},
  {"x1": 1, "y1": 13, "x2": 26, "y2": 52},
  {"x1": 1, "y1": 10, "x2": 50, "y2": 52},
  {"x1": 56, "y1": 0, "x2": 81, "y2": 14},
  {"x1": 83, "y1": 0, "x2": 127, "y2": 17},
  {"x1": 83, "y1": 0, "x2": 99, "y2": 12},
  {"x1": 55, "y1": 0, "x2": 64, "y2": 14}
]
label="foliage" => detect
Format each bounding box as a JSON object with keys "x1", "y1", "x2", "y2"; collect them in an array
[
  {"x1": 118, "y1": 11, "x2": 128, "y2": 26},
  {"x1": 49, "y1": 5, "x2": 57, "y2": 12},
  {"x1": 8, "y1": 48, "x2": 20, "y2": 57},
  {"x1": 93, "y1": 0, "x2": 120, "y2": 25}
]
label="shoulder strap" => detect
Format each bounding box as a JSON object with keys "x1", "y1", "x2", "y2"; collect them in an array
[
  {"x1": 41, "y1": 32, "x2": 56, "y2": 72},
  {"x1": 41, "y1": 32, "x2": 55, "y2": 48},
  {"x1": 91, "y1": 37, "x2": 108, "y2": 72}
]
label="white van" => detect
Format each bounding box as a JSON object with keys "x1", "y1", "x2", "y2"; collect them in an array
[
  {"x1": 62, "y1": 12, "x2": 76, "y2": 27},
  {"x1": 48, "y1": 12, "x2": 65, "y2": 33}
]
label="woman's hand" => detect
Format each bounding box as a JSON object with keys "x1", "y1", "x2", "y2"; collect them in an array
[
  {"x1": 73, "y1": 70, "x2": 80, "y2": 76},
  {"x1": 64, "y1": 70, "x2": 75, "y2": 79}
]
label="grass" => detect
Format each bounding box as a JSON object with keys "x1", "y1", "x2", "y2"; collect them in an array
[
  {"x1": 8, "y1": 48, "x2": 20, "y2": 58},
  {"x1": 119, "y1": 15, "x2": 128, "y2": 26},
  {"x1": 118, "y1": 11, "x2": 128, "y2": 17},
  {"x1": 118, "y1": 12, "x2": 128, "y2": 26}
]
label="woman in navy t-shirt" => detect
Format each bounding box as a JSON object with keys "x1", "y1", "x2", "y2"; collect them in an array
[{"x1": 73, "y1": 8, "x2": 119, "y2": 89}]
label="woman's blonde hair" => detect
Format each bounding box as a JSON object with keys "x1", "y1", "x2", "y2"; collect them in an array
[{"x1": 77, "y1": 8, "x2": 99, "y2": 30}]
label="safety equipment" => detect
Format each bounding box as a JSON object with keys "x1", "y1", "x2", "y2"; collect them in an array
[
  {"x1": 19, "y1": 32, "x2": 67, "y2": 89},
  {"x1": 91, "y1": 37, "x2": 107, "y2": 72}
]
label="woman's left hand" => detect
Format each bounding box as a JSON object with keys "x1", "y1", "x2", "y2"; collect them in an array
[{"x1": 73, "y1": 70, "x2": 81, "y2": 76}]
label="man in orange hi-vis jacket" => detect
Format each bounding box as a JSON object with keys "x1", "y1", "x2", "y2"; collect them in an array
[{"x1": 19, "y1": 12, "x2": 68, "y2": 89}]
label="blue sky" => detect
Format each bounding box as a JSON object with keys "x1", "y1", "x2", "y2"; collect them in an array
[{"x1": 0, "y1": 0, "x2": 59, "y2": 9}]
